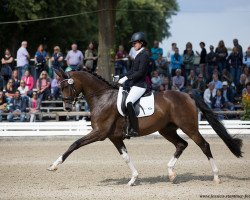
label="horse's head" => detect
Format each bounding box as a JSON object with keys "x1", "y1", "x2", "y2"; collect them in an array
[{"x1": 55, "y1": 69, "x2": 81, "y2": 111}]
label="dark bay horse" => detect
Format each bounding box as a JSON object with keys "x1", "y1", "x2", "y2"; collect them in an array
[{"x1": 47, "y1": 69, "x2": 242, "y2": 186}]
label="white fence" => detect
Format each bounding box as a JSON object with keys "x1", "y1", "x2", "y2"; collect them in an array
[{"x1": 0, "y1": 120, "x2": 249, "y2": 137}]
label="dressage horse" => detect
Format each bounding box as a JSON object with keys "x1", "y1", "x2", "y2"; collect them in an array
[{"x1": 47, "y1": 69, "x2": 242, "y2": 186}]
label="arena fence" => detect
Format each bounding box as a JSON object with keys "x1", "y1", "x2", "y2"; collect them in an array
[{"x1": 0, "y1": 120, "x2": 249, "y2": 137}]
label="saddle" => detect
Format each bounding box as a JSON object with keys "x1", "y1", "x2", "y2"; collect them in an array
[{"x1": 117, "y1": 88, "x2": 155, "y2": 118}]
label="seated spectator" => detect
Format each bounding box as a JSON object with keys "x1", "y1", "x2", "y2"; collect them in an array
[
  {"x1": 5, "y1": 79, "x2": 16, "y2": 102},
  {"x1": 243, "y1": 46, "x2": 250, "y2": 68},
  {"x1": 183, "y1": 47, "x2": 194, "y2": 79},
  {"x1": 1, "y1": 48, "x2": 13, "y2": 85},
  {"x1": 36, "y1": 71, "x2": 51, "y2": 101},
  {"x1": 28, "y1": 91, "x2": 41, "y2": 122},
  {"x1": 193, "y1": 74, "x2": 206, "y2": 96},
  {"x1": 236, "y1": 74, "x2": 247, "y2": 97},
  {"x1": 51, "y1": 46, "x2": 64, "y2": 70},
  {"x1": 162, "y1": 77, "x2": 172, "y2": 91},
  {"x1": 187, "y1": 69, "x2": 197, "y2": 87},
  {"x1": 170, "y1": 47, "x2": 182, "y2": 76},
  {"x1": 0, "y1": 90, "x2": 7, "y2": 122},
  {"x1": 172, "y1": 69, "x2": 185, "y2": 91},
  {"x1": 21, "y1": 70, "x2": 34, "y2": 96},
  {"x1": 222, "y1": 81, "x2": 235, "y2": 110},
  {"x1": 115, "y1": 45, "x2": 128, "y2": 76},
  {"x1": 151, "y1": 70, "x2": 162, "y2": 91},
  {"x1": 227, "y1": 47, "x2": 242, "y2": 85},
  {"x1": 158, "y1": 84, "x2": 165, "y2": 92},
  {"x1": 211, "y1": 73, "x2": 222, "y2": 90},
  {"x1": 221, "y1": 69, "x2": 233, "y2": 85},
  {"x1": 11, "y1": 69, "x2": 20, "y2": 90},
  {"x1": 155, "y1": 54, "x2": 169, "y2": 77},
  {"x1": 7, "y1": 90, "x2": 27, "y2": 122},
  {"x1": 211, "y1": 89, "x2": 225, "y2": 120},
  {"x1": 18, "y1": 80, "x2": 29, "y2": 97},
  {"x1": 51, "y1": 74, "x2": 61, "y2": 100},
  {"x1": 203, "y1": 82, "x2": 216, "y2": 108}
]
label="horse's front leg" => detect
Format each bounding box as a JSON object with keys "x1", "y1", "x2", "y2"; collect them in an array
[{"x1": 47, "y1": 130, "x2": 101, "y2": 171}]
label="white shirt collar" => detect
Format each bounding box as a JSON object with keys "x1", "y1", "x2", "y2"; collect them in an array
[{"x1": 135, "y1": 47, "x2": 144, "y2": 58}]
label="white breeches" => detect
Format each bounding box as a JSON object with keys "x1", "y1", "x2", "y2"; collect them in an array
[{"x1": 126, "y1": 86, "x2": 146, "y2": 106}]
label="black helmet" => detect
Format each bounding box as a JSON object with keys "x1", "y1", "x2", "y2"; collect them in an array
[{"x1": 130, "y1": 32, "x2": 147, "y2": 46}]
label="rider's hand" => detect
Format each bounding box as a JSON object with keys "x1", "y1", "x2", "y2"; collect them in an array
[
  {"x1": 113, "y1": 75, "x2": 119, "y2": 82},
  {"x1": 118, "y1": 76, "x2": 128, "y2": 84}
]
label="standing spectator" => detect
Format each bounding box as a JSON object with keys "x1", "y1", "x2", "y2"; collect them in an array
[
  {"x1": 151, "y1": 70, "x2": 162, "y2": 91},
  {"x1": 243, "y1": 46, "x2": 250, "y2": 68},
  {"x1": 51, "y1": 74, "x2": 61, "y2": 100},
  {"x1": 65, "y1": 43, "x2": 84, "y2": 71},
  {"x1": 1, "y1": 48, "x2": 13, "y2": 85},
  {"x1": 196, "y1": 42, "x2": 207, "y2": 77},
  {"x1": 85, "y1": 42, "x2": 98, "y2": 72},
  {"x1": 5, "y1": 79, "x2": 16, "y2": 102},
  {"x1": 7, "y1": 90, "x2": 27, "y2": 122},
  {"x1": 203, "y1": 82, "x2": 216, "y2": 108},
  {"x1": 211, "y1": 73, "x2": 222, "y2": 90},
  {"x1": 166, "y1": 43, "x2": 177, "y2": 63},
  {"x1": 16, "y1": 41, "x2": 30, "y2": 79},
  {"x1": 211, "y1": 89, "x2": 225, "y2": 120},
  {"x1": 233, "y1": 39, "x2": 243, "y2": 61},
  {"x1": 170, "y1": 47, "x2": 182, "y2": 76},
  {"x1": 28, "y1": 91, "x2": 41, "y2": 122},
  {"x1": 227, "y1": 47, "x2": 242, "y2": 85},
  {"x1": 172, "y1": 69, "x2": 185, "y2": 91},
  {"x1": 21, "y1": 70, "x2": 34, "y2": 96},
  {"x1": 183, "y1": 42, "x2": 194, "y2": 56},
  {"x1": 193, "y1": 74, "x2": 206, "y2": 96},
  {"x1": 206, "y1": 45, "x2": 217, "y2": 81},
  {"x1": 36, "y1": 71, "x2": 51, "y2": 101},
  {"x1": 221, "y1": 81, "x2": 235, "y2": 110},
  {"x1": 0, "y1": 90, "x2": 7, "y2": 122},
  {"x1": 155, "y1": 54, "x2": 169, "y2": 77},
  {"x1": 187, "y1": 69, "x2": 197, "y2": 87},
  {"x1": 11, "y1": 69, "x2": 20, "y2": 91},
  {"x1": 34, "y1": 44, "x2": 48, "y2": 79},
  {"x1": 236, "y1": 74, "x2": 247, "y2": 97},
  {"x1": 151, "y1": 40, "x2": 163, "y2": 61},
  {"x1": 183, "y1": 47, "x2": 195, "y2": 79},
  {"x1": 115, "y1": 45, "x2": 128, "y2": 76},
  {"x1": 215, "y1": 40, "x2": 228, "y2": 73},
  {"x1": 51, "y1": 46, "x2": 64, "y2": 70}
]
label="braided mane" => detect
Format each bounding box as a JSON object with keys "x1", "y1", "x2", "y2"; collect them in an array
[{"x1": 81, "y1": 68, "x2": 118, "y2": 89}]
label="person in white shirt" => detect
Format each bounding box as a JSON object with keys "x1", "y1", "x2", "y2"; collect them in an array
[
  {"x1": 203, "y1": 82, "x2": 216, "y2": 108},
  {"x1": 16, "y1": 41, "x2": 30, "y2": 79},
  {"x1": 65, "y1": 43, "x2": 84, "y2": 71}
]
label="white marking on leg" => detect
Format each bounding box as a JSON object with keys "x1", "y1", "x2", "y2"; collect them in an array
[
  {"x1": 209, "y1": 158, "x2": 220, "y2": 183},
  {"x1": 121, "y1": 149, "x2": 138, "y2": 186},
  {"x1": 167, "y1": 156, "x2": 178, "y2": 181},
  {"x1": 47, "y1": 155, "x2": 63, "y2": 171}
]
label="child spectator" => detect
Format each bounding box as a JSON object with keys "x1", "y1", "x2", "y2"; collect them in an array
[
  {"x1": 29, "y1": 91, "x2": 41, "y2": 122},
  {"x1": 172, "y1": 69, "x2": 185, "y2": 91},
  {"x1": 36, "y1": 71, "x2": 51, "y2": 101},
  {"x1": 162, "y1": 77, "x2": 172, "y2": 91},
  {"x1": 151, "y1": 70, "x2": 162, "y2": 91},
  {"x1": 51, "y1": 74, "x2": 61, "y2": 100}
]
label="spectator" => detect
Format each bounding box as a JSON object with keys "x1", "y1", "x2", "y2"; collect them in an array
[
  {"x1": 65, "y1": 43, "x2": 84, "y2": 71},
  {"x1": 0, "y1": 90, "x2": 7, "y2": 122},
  {"x1": 51, "y1": 46, "x2": 64, "y2": 70},
  {"x1": 211, "y1": 89, "x2": 225, "y2": 120},
  {"x1": 236, "y1": 74, "x2": 247, "y2": 97},
  {"x1": 172, "y1": 69, "x2": 185, "y2": 91},
  {"x1": 221, "y1": 81, "x2": 235, "y2": 110},
  {"x1": 233, "y1": 39, "x2": 243, "y2": 61},
  {"x1": 35, "y1": 44, "x2": 49, "y2": 79},
  {"x1": 7, "y1": 90, "x2": 27, "y2": 122},
  {"x1": 166, "y1": 42, "x2": 177, "y2": 63},
  {"x1": 170, "y1": 47, "x2": 182, "y2": 76},
  {"x1": 243, "y1": 67, "x2": 250, "y2": 83},
  {"x1": 211, "y1": 73, "x2": 222, "y2": 90},
  {"x1": 17, "y1": 80, "x2": 29, "y2": 97},
  {"x1": 187, "y1": 69, "x2": 197, "y2": 87},
  {"x1": 11, "y1": 69, "x2": 20, "y2": 90},
  {"x1": 243, "y1": 47, "x2": 250, "y2": 68},
  {"x1": 21, "y1": 70, "x2": 34, "y2": 96},
  {"x1": 162, "y1": 77, "x2": 172, "y2": 91},
  {"x1": 206, "y1": 45, "x2": 217, "y2": 81},
  {"x1": 85, "y1": 42, "x2": 98, "y2": 72},
  {"x1": 196, "y1": 42, "x2": 207, "y2": 77},
  {"x1": 155, "y1": 54, "x2": 169, "y2": 77},
  {"x1": 193, "y1": 74, "x2": 206, "y2": 96},
  {"x1": 51, "y1": 74, "x2": 61, "y2": 100},
  {"x1": 203, "y1": 82, "x2": 216, "y2": 108},
  {"x1": 0, "y1": 76, "x2": 4, "y2": 91},
  {"x1": 158, "y1": 84, "x2": 165, "y2": 92},
  {"x1": 16, "y1": 41, "x2": 30, "y2": 79},
  {"x1": 221, "y1": 69, "x2": 233, "y2": 85},
  {"x1": 28, "y1": 91, "x2": 41, "y2": 122},
  {"x1": 151, "y1": 70, "x2": 162, "y2": 91},
  {"x1": 115, "y1": 45, "x2": 128, "y2": 76},
  {"x1": 5, "y1": 79, "x2": 16, "y2": 102},
  {"x1": 151, "y1": 40, "x2": 163, "y2": 61},
  {"x1": 227, "y1": 47, "x2": 242, "y2": 85},
  {"x1": 36, "y1": 71, "x2": 51, "y2": 101},
  {"x1": 215, "y1": 40, "x2": 228, "y2": 73},
  {"x1": 183, "y1": 42, "x2": 194, "y2": 55},
  {"x1": 183, "y1": 47, "x2": 195, "y2": 79},
  {"x1": 1, "y1": 48, "x2": 13, "y2": 85}
]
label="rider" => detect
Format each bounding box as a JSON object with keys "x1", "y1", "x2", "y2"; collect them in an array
[{"x1": 118, "y1": 32, "x2": 149, "y2": 137}]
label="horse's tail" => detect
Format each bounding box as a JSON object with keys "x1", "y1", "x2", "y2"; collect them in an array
[{"x1": 191, "y1": 92, "x2": 243, "y2": 158}]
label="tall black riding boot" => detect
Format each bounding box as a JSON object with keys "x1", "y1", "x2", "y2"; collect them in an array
[{"x1": 126, "y1": 102, "x2": 139, "y2": 137}]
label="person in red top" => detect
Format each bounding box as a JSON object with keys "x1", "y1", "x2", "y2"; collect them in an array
[
  {"x1": 21, "y1": 70, "x2": 34, "y2": 96},
  {"x1": 115, "y1": 45, "x2": 128, "y2": 76},
  {"x1": 29, "y1": 91, "x2": 41, "y2": 122}
]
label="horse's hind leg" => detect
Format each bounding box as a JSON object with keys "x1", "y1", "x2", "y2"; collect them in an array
[
  {"x1": 109, "y1": 136, "x2": 138, "y2": 186},
  {"x1": 159, "y1": 124, "x2": 188, "y2": 182}
]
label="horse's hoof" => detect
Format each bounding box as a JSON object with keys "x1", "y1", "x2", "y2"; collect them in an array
[
  {"x1": 47, "y1": 165, "x2": 58, "y2": 171},
  {"x1": 214, "y1": 178, "x2": 221, "y2": 184},
  {"x1": 169, "y1": 172, "x2": 177, "y2": 182},
  {"x1": 127, "y1": 180, "x2": 136, "y2": 186}
]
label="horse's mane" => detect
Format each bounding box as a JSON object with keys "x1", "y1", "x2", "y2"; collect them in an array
[{"x1": 81, "y1": 68, "x2": 118, "y2": 89}]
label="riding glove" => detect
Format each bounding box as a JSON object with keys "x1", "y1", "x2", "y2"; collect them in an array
[{"x1": 118, "y1": 76, "x2": 128, "y2": 84}]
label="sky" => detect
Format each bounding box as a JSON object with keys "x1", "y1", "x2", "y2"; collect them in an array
[{"x1": 160, "y1": 0, "x2": 250, "y2": 56}]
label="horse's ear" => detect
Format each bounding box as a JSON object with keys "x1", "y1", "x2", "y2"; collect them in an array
[{"x1": 54, "y1": 68, "x2": 67, "y2": 79}]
